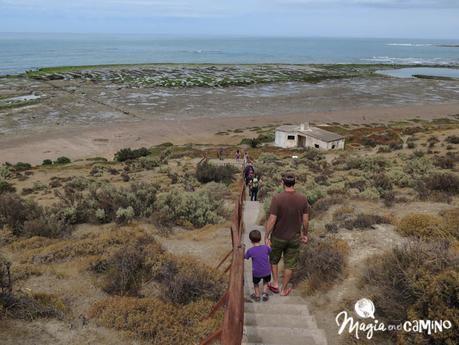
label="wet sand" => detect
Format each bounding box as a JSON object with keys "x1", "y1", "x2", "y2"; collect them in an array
[{"x1": 1, "y1": 102, "x2": 458, "y2": 164}]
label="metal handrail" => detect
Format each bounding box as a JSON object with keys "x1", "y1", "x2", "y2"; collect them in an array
[{"x1": 201, "y1": 175, "x2": 246, "y2": 345}]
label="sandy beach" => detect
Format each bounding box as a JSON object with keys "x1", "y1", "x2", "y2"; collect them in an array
[{"x1": 1, "y1": 102, "x2": 458, "y2": 164}]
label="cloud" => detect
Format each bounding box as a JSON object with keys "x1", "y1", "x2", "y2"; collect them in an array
[
  {"x1": 0, "y1": 0, "x2": 261, "y2": 17},
  {"x1": 275, "y1": 0, "x2": 459, "y2": 8}
]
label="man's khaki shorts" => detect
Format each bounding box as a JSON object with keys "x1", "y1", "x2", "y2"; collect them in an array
[{"x1": 269, "y1": 236, "x2": 300, "y2": 270}]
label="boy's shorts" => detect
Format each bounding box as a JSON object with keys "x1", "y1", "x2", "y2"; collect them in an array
[
  {"x1": 253, "y1": 274, "x2": 271, "y2": 285},
  {"x1": 269, "y1": 236, "x2": 300, "y2": 270}
]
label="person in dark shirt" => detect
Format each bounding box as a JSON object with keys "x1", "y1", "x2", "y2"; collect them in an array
[
  {"x1": 245, "y1": 229, "x2": 272, "y2": 302},
  {"x1": 264, "y1": 172, "x2": 309, "y2": 296}
]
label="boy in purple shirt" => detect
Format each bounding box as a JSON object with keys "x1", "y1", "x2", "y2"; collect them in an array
[{"x1": 245, "y1": 229, "x2": 272, "y2": 302}]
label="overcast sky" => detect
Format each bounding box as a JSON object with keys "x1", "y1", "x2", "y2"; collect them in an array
[{"x1": 0, "y1": 0, "x2": 458, "y2": 39}]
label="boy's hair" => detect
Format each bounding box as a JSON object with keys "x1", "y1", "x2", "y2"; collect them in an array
[
  {"x1": 282, "y1": 172, "x2": 296, "y2": 187},
  {"x1": 249, "y1": 230, "x2": 262, "y2": 243}
]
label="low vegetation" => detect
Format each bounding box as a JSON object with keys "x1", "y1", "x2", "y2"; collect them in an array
[
  {"x1": 292, "y1": 237, "x2": 349, "y2": 294},
  {"x1": 361, "y1": 241, "x2": 457, "y2": 344}
]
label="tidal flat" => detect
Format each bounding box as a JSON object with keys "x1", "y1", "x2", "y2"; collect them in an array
[{"x1": 0, "y1": 63, "x2": 458, "y2": 163}]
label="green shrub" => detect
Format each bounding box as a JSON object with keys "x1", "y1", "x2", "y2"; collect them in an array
[
  {"x1": 195, "y1": 162, "x2": 237, "y2": 185},
  {"x1": 54, "y1": 156, "x2": 71, "y2": 165},
  {"x1": 404, "y1": 157, "x2": 432, "y2": 179},
  {"x1": 0, "y1": 165, "x2": 12, "y2": 180},
  {"x1": 0, "y1": 180, "x2": 15, "y2": 194},
  {"x1": 359, "y1": 187, "x2": 380, "y2": 200},
  {"x1": 240, "y1": 138, "x2": 260, "y2": 148},
  {"x1": 115, "y1": 206, "x2": 135, "y2": 224},
  {"x1": 14, "y1": 162, "x2": 32, "y2": 171},
  {"x1": 42, "y1": 159, "x2": 53, "y2": 165},
  {"x1": 387, "y1": 168, "x2": 414, "y2": 188},
  {"x1": 137, "y1": 156, "x2": 160, "y2": 170},
  {"x1": 154, "y1": 185, "x2": 227, "y2": 228},
  {"x1": 114, "y1": 147, "x2": 149, "y2": 162},
  {"x1": 302, "y1": 148, "x2": 324, "y2": 161}
]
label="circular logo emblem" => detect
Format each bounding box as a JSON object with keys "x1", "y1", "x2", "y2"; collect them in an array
[{"x1": 354, "y1": 298, "x2": 375, "y2": 319}]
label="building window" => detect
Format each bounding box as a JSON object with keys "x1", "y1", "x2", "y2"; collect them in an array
[
  {"x1": 315, "y1": 144, "x2": 320, "y2": 149},
  {"x1": 287, "y1": 135, "x2": 295, "y2": 140}
]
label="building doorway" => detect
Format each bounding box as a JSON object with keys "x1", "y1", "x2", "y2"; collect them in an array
[{"x1": 298, "y1": 135, "x2": 306, "y2": 147}]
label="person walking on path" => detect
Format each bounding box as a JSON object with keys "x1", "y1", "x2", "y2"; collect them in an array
[
  {"x1": 264, "y1": 172, "x2": 309, "y2": 296},
  {"x1": 245, "y1": 229, "x2": 272, "y2": 302},
  {"x1": 235, "y1": 149, "x2": 241, "y2": 162},
  {"x1": 218, "y1": 147, "x2": 224, "y2": 160},
  {"x1": 250, "y1": 175, "x2": 260, "y2": 201}
]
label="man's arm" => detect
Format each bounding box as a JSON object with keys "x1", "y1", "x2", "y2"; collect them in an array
[
  {"x1": 265, "y1": 214, "x2": 277, "y2": 245},
  {"x1": 301, "y1": 213, "x2": 309, "y2": 244}
]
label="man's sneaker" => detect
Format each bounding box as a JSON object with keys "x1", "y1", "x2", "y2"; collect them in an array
[{"x1": 262, "y1": 293, "x2": 269, "y2": 302}]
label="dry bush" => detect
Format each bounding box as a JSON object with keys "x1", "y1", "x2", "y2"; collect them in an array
[
  {"x1": 345, "y1": 179, "x2": 367, "y2": 192},
  {"x1": 0, "y1": 193, "x2": 42, "y2": 236},
  {"x1": 0, "y1": 292, "x2": 66, "y2": 320},
  {"x1": 19, "y1": 228, "x2": 156, "y2": 264},
  {"x1": 0, "y1": 255, "x2": 11, "y2": 294},
  {"x1": 102, "y1": 246, "x2": 147, "y2": 296},
  {"x1": 423, "y1": 172, "x2": 459, "y2": 195},
  {"x1": 152, "y1": 255, "x2": 225, "y2": 304},
  {"x1": 445, "y1": 135, "x2": 459, "y2": 144},
  {"x1": 440, "y1": 208, "x2": 459, "y2": 240},
  {"x1": 372, "y1": 173, "x2": 393, "y2": 192},
  {"x1": 332, "y1": 206, "x2": 354, "y2": 222},
  {"x1": 90, "y1": 297, "x2": 219, "y2": 345},
  {"x1": 101, "y1": 235, "x2": 164, "y2": 296},
  {"x1": 433, "y1": 156, "x2": 455, "y2": 169},
  {"x1": 397, "y1": 212, "x2": 458, "y2": 240},
  {"x1": 311, "y1": 196, "x2": 344, "y2": 218},
  {"x1": 360, "y1": 241, "x2": 457, "y2": 344},
  {"x1": 292, "y1": 236, "x2": 349, "y2": 294},
  {"x1": 343, "y1": 213, "x2": 391, "y2": 230}
]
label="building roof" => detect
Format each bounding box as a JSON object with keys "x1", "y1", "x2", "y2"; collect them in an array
[{"x1": 276, "y1": 125, "x2": 345, "y2": 142}]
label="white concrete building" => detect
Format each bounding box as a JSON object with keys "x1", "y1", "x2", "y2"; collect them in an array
[{"x1": 275, "y1": 123, "x2": 345, "y2": 150}]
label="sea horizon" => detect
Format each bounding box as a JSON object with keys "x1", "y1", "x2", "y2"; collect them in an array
[{"x1": 1, "y1": 33, "x2": 459, "y2": 76}]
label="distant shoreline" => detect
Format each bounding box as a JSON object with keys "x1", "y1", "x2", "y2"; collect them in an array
[{"x1": 1, "y1": 62, "x2": 457, "y2": 78}]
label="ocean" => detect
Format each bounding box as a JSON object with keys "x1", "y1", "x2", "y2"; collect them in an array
[{"x1": 1, "y1": 33, "x2": 459, "y2": 76}]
